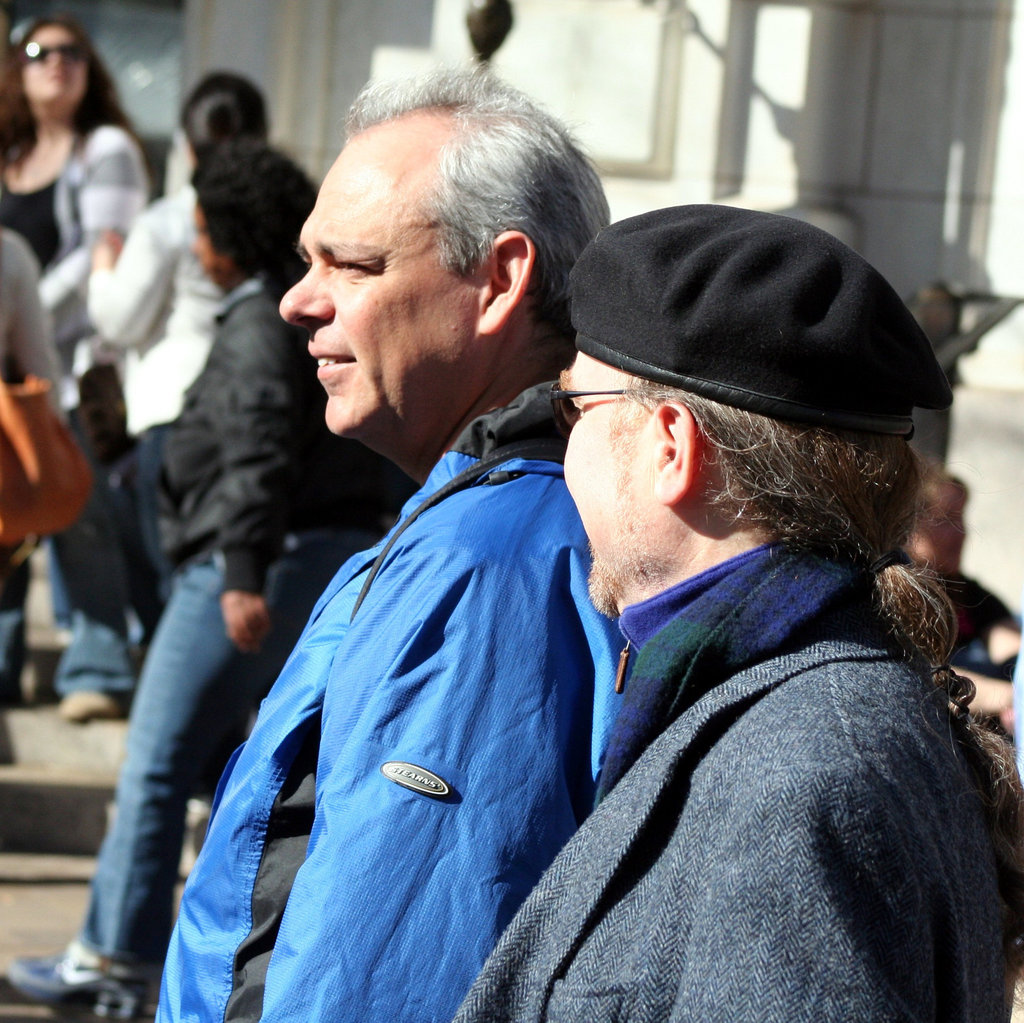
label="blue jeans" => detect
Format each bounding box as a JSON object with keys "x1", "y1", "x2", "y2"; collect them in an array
[
  {"x1": 79, "y1": 528, "x2": 376, "y2": 963},
  {"x1": 49, "y1": 479, "x2": 137, "y2": 698},
  {"x1": 131, "y1": 425, "x2": 175, "y2": 606},
  {"x1": 54, "y1": 410, "x2": 139, "y2": 696},
  {"x1": 105, "y1": 426, "x2": 174, "y2": 644}
]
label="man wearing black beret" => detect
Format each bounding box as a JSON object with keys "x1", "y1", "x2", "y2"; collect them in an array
[{"x1": 453, "y1": 205, "x2": 1023, "y2": 1022}]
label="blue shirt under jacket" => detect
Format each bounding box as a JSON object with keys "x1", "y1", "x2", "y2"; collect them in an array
[{"x1": 157, "y1": 389, "x2": 622, "y2": 1023}]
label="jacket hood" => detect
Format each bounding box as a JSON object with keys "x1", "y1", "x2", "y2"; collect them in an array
[{"x1": 450, "y1": 382, "x2": 564, "y2": 460}]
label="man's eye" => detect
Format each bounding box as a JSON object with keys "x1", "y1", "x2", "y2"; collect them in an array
[{"x1": 337, "y1": 259, "x2": 385, "y2": 276}]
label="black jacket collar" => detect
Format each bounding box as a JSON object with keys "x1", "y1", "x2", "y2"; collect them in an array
[{"x1": 450, "y1": 382, "x2": 565, "y2": 461}]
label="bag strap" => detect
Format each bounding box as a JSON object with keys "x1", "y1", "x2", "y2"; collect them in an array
[{"x1": 350, "y1": 437, "x2": 565, "y2": 621}]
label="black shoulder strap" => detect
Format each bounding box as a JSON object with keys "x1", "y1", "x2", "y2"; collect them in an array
[{"x1": 349, "y1": 438, "x2": 564, "y2": 621}]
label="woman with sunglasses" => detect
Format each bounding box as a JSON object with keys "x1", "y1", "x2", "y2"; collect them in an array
[
  {"x1": 0, "y1": 15, "x2": 148, "y2": 719},
  {"x1": 0, "y1": 14, "x2": 148, "y2": 380}
]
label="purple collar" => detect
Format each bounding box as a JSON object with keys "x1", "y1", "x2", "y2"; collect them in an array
[{"x1": 619, "y1": 545, "x2": 776, "y2": 650}]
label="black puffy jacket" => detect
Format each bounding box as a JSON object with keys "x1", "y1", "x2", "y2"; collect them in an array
[{"x1": 160, "y1": 278, "x2": 394, "y2": 593}]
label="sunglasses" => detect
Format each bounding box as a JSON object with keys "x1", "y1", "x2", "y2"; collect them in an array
[
  {"x1": 550, "y1": 387, "x2": 629, "y2": 438},
  {"x1": 22, "y1": 41, "x2": 87, "y2": 65}
]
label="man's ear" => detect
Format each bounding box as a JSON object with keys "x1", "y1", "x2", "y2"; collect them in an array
[
  {"x1": 477, "y1": 230, "x2": 536, "y2": 336},
  {"x1": 650, "y1": 403, "x2": 701, "y2": 507}
]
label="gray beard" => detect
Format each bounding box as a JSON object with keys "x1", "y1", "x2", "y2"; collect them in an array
[
  {"x1": 582, "y1": 411, "x2": 663, "y2": 618},
  {"x1": 587, "y1": 553, "x2": 622, "y2": 618},
  {"x1": 585, "y1": 512, "x2": 664, "y2": 619}
]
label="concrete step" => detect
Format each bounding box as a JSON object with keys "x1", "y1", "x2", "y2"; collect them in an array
[
  {"x1": 0, "y1": 708, "x2": 124, "y2": 855},
  {"x1": 0, "y1": 765, "x2": 208, "y2": 871},
  {"x1": 0, "y1": 852, "x2": 166, "y2": 1022},
  {"x1": 0, "y1": 706, "x2": 127, "y2": 773},
  {"x1": 0, "y1": 706, "x2": 209, "y2": 867},
  {"x1": 0, "y1": 539, "x2": 218, "y2": 868},
  {"x1": 0, "y1": 764, "x2": 115, "y2": 856},
  {"x1": 0, "y1": 849, "x2": 97, "y2": 882}
]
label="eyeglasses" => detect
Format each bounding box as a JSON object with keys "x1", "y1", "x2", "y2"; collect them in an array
[
  {"x1": 550, "y1": 387, "x2": 629, "y2": 438},
  {"x1": 22, "y1": 42, "x2": 87, "y2": 65}
]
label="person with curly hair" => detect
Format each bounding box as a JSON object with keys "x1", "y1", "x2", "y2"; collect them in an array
[
  {"x1": 0, "y1": 14, "x2": 149, "y2": 720},
  {"x1": 7, "y1": 140, "x2": 397, "y2": 1016},
  {"x1": 87, "y1": 73, "x2": 269, "y2": 640}
]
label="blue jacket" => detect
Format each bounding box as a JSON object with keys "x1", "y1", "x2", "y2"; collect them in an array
[{"x1": 157, "y1": 388, "x2": 622, "y2": 1023}]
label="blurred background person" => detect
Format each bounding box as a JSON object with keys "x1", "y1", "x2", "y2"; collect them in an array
[
  {"x1": 0, "y1": 14, "x2": 149, "y2": 720},
  {"x1": 87, "y1": 71, "x2": 268, "y2": 636},
  {"x1": 7, "y1": 139, "x2": 397, "y2": 1016},
  {"x1": 0, "y1": 226, "x2": 62, "y2": 701},
  {"x1": 908, "y1": 463, "x2": 1019, "y2": 735}
]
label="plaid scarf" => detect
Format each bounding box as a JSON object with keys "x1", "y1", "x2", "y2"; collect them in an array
[{"x1": 596, "y1": 546, "x2": 868, "y2": 802}]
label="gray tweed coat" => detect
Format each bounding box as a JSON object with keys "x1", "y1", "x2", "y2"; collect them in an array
[{"x1": 452, "y1": 606, "x2": 1008, "y2": 1022}]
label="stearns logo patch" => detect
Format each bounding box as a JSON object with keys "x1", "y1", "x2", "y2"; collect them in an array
[{"x1": 380, "y1": 761, "x2": 451, "y2": 799}]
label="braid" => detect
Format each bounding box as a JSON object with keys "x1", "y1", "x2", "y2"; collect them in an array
[{"x1": 628, "y1": 379, "x2": 1024, "y2": 980}]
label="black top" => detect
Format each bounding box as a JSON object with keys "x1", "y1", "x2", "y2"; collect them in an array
[
  {"x1": 943, "y1": 572, "x2": 1012, "y2": 645},
  {"x1": 0, "y1": 181, "x2": 60, "y2": 269}
]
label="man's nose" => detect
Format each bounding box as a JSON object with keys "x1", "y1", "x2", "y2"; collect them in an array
[{"x1": 280, "y1": 272, "x2": 330, "y2": 327}]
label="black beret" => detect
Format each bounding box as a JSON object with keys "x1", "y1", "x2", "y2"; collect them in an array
[{"x1": 570, "y1": 205, "x2": 952, "y2": 435}]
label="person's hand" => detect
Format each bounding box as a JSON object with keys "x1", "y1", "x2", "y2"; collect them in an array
[
  {"x1": 221, "y1": 590, "x2": 271, "y2": 653},
  {"x1": 91, "y1": 230, "x2": 124, "y2": 272},
  {"x1": 964, "y1": 672, "x2": 1016, "y2": 738},
  {"x1": 1000, "y1": 702, "x2": 1015, "y2": 737}
]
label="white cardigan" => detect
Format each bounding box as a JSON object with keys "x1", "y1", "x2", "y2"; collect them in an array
[
  {"x1": 88, "y1": 186, "x2": 220, "y2": 435},
  {"x1": 32, "y1": 124, "x2": 148, "y2": 406}
]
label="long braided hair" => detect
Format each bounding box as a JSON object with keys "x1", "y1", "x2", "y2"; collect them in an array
[{"x1": 629, "y1": 377, "x2": 1024, "y2": 983}]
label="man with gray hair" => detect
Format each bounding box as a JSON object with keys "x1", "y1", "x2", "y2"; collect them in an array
[{"x1": 155, "y1": 68, "x2": 621, "y2": 1023}]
